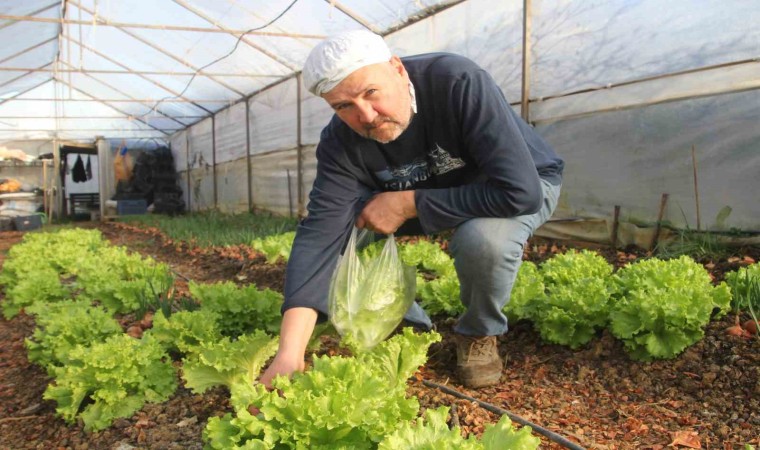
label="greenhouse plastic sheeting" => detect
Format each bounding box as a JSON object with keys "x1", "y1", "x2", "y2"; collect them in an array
[
  {"x1": 300, "y1": 94, "x2": 334, "y2": 146},
  {"x1": 188, "y1": 166, "x2": 215, "y2": 211},
  {"x1": 170, "y1": 130, "x2": 188, "y2": 173},
  {"x1": 214, "y1": 102, "x2": 247, "y2": 164},
  {"x1": 250, "y1": 147, "x2": 301, "y2": 217},
  {"x1": 188, "y1": 118, "x2": 213, "y2": 169},
  {"x1": 531, "y1": 0, "x2": 760, "y2": 99},
  {"x1": 249, "y1": 78, "x2": 298, "y2": 154},
  {"x1": 216, "y1": 159, "x2": 250, "y2": 213},
  {"x1": 540, "y1": 89, "x2": 760, "y2": 231},
  {"x1": 385, "y1": 0, "x2": 524, "y2": 101}
]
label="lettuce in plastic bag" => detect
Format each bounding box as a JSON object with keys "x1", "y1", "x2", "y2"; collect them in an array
[{"x1": 328, "y1": 227, "x2": 416, "y2": 350}]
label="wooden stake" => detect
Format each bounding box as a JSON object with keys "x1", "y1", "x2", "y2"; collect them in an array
[
  {"x1": 286, "y1": 169, "x2": 293, "y2": 219},
  {"x1": 651, "y1": 193, "x2": 669, "y2": 251},
  {"x1": 691, "y1": 145, "x2": 701, "y2": 231},
  {"x1": 611, "y1": 205, "x2": 621, "y2": 250}
]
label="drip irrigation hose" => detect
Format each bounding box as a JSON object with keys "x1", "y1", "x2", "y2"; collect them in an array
[{"x1": 422, "y1": 380, "x2": 586, "y2": 450}]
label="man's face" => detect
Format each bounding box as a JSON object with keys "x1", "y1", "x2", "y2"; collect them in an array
[{"x1": 322, "y1": 56, "x2": 413, "y2": 144}]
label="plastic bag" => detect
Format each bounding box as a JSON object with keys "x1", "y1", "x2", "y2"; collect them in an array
[{"x1": 328, "y1": 227, "x2": 416, "y2": 350}]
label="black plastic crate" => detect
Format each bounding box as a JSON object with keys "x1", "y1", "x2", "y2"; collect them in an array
[
  {"x1": 12, "y1": 215, "x2": 43, "y2": 231},
  {"x1": 0, "y1": 216, "x2": 13, "y2": 231},
  {"x1": 117, "y1": 199, "x2": 147, "y2": 215}
]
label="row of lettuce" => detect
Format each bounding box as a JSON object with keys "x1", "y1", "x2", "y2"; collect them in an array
[
  {"x1": 0, "y1": 229, "x2": 540, "y2": 449},
  {"x1": 255, "y1": 232, "x2": 758, "y2": 360}
]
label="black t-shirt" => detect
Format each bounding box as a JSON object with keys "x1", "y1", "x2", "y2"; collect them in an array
[{"x1": 283, "y1": 53, "x2": 564, "y2": 314}]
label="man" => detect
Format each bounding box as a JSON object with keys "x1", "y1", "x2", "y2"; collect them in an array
[{"x1": 260, "y1": 30, "x2": 563, "y2": 389}]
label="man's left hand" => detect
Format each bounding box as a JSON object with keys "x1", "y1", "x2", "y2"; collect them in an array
[{"x1": 356, "y1": 191, "x2": 416, "y2": 234}]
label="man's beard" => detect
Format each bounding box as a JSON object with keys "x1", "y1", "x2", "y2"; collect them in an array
[{"x1": 364, "y1": 108, "x2": 415, "y2": 144}]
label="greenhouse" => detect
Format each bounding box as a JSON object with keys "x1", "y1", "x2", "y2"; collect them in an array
[{"x1": 0, "y1": 1, "x2": 758, "y2": 449}]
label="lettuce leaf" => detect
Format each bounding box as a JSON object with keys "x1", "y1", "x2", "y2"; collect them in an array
[{"x1": 181, "y1": 331, "x2": 278, "y2": 394}]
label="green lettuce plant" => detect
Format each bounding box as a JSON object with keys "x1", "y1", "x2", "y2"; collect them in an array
[
  {"x1": 379, "y1": 406, "x2": 540, "y2": 450},
  {"x1": 44, "y1": 334, "x2": 177, "y2": 432},
  {"x1": 190, "y1": 281, "x2": 283, "y2": 337},
  {"x1": 417, "y1": 273, "x2": 462, "y2": 316},
  {"x1": 144, "y1": 309, "x2": 221, "y2": 355},
  {"x1": 399, "y1": 240, "x2": 456, "y2": 277},
  {"x1": 77, "y1": 246, "x2": 174, "y2": 314},
  {"x1": 250, "y1": 231, "x2": 296, "y2": 264},
  {"x1": 24, "y1": 300, "x2": 122, "y2": 374},
  {"x1": 522, "y1": 250, "x2": 614, "y2": 349},
  {"x1": 503, "y1": 261, "x2": 546, "y2": 322},
  {"x1": 203, "y1": 329, "x2": 441, "y2": 449},
  {"x1": 0, "y1": 228, "x2": 105, "y2": 289},
  {"x1": 609, "y1": 255, "x2": 731, "y2": 360},
  {"x1": 2, "y1": 267, "x2": 71, "y2": 319}
]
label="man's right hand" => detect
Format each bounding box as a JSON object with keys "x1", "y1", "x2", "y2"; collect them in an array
[
  {"x1": 257, "y1": 307, "x2": 318, "y2": 389},
  {"x1": 258, "y1": 353, "x2": 305, "y2": 389},
  {"x1": 249, "y1": 308, "x2": 317, "y2": 416}
]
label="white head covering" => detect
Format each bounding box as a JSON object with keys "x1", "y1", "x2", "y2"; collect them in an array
[{"x1": 302, "y1": 30, "x2": 392, "y2": 96}]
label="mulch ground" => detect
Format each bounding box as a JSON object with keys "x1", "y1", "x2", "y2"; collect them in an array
[{"x1": 0, "y1": 222, "x2": 758, "y2": 450}]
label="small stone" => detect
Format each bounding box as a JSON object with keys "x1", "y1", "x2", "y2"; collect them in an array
[
  {"x1": 176, "y1": 416, "x2": 198, "y2": 428},
  {"x1": 701, "y1": 371, "x2": 718, "y2": 385},
  {"x1": 112, "y1": 418, "x2": 130, "y2": 429},
  {"x1": 112, "y1": 443, "x2": 136, "y2": 450},
  {"x1": 18, "y1": 403, "x2": 42, "y2": 415}
]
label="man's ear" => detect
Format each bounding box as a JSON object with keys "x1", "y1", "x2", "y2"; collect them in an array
[{"x1": 389, "y1": 55, "x2": 406, "y2": 77}]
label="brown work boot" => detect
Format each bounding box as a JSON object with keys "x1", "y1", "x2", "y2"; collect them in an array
[{"x1": 453, "y1": 334, "x2": 503, "y2": 388}]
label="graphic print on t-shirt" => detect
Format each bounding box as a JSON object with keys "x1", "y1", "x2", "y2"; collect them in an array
[
  {"x1": 374, "y1": 143, "x2": 466, "y2": 191},
  {"x1": 429, "y1": 143, "x2": 465, "y2": 175}
]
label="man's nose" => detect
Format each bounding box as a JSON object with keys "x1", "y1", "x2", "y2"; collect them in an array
[{"x1": 356, "y1": 102, "x2": 378, "y2": 125}]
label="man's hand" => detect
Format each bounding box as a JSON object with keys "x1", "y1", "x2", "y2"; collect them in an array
[
  {"x1": 258, "y1": 353, "x2": 305, "y2": 389},
  {"x1": 356, "y1": 190, "x2": 416, "y2": 234}
]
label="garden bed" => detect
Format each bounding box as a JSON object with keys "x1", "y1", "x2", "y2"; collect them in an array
[{"x1": 1, "y1": 223, "x2": 758, "y2": 450}]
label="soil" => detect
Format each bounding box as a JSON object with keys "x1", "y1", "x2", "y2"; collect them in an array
[{"x1": 1, "y1": 223, "x2": 758, "y2": 450}]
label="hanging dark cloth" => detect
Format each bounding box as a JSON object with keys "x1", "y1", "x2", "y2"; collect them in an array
[
  {"x1": 85, "y1": 155, "x2": 93, "y2": 180},
  {"x1": 72, "y1": 154, "x2": 87, "y2": 183}
]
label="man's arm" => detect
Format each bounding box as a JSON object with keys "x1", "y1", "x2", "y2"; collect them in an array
[
  {"x1": 259, "y1": 307, "x2": 318, "y2": 387},
  {"x1": 261, "y1": 133, "x2": 368, "y2": 383},
  {"x1": 414, "y1": 63, "x2": 558, "y2": 234}
]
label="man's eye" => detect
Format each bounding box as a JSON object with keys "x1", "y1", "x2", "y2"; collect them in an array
[{"x1": 366, "y1": 89, "x2": 377, "y2": 95}]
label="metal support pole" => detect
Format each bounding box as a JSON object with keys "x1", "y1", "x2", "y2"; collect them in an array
[
  {"x1": 185, "y1": 132, "x2": 192, "y2": 213},
  {"x1": 296, "y1": 74, "x2": 304, "y2": 218},
  {"x1": 212, "y1": 115, "x2": 217, "y2": 209},
  {"x1": 651, "y1": 193, "x2": 670, "y2": 252},
  {"x1": 286, "y1": 169, "x2": 293, "y2": 218},
  {"x1": 520, "y1": 0, "x2": 532, "y2": 121},
  {"x1": 246, "y1": 98, "x2": 253, "y2": 213},
  {"x1": 691, "y1": 145, "x2": 701, "y2": 231},
  {"x1": 611, "y1": 205, "x2": 620, "y2": 250}
]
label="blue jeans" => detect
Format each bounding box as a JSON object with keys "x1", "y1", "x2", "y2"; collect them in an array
[{"x1": 404, "y1": 179, "x2": 561, "y2": 335}]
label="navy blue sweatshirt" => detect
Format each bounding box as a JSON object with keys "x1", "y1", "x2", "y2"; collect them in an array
[{"x1": 283, "y1": 53, "x2": 563, "y2": 315}]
